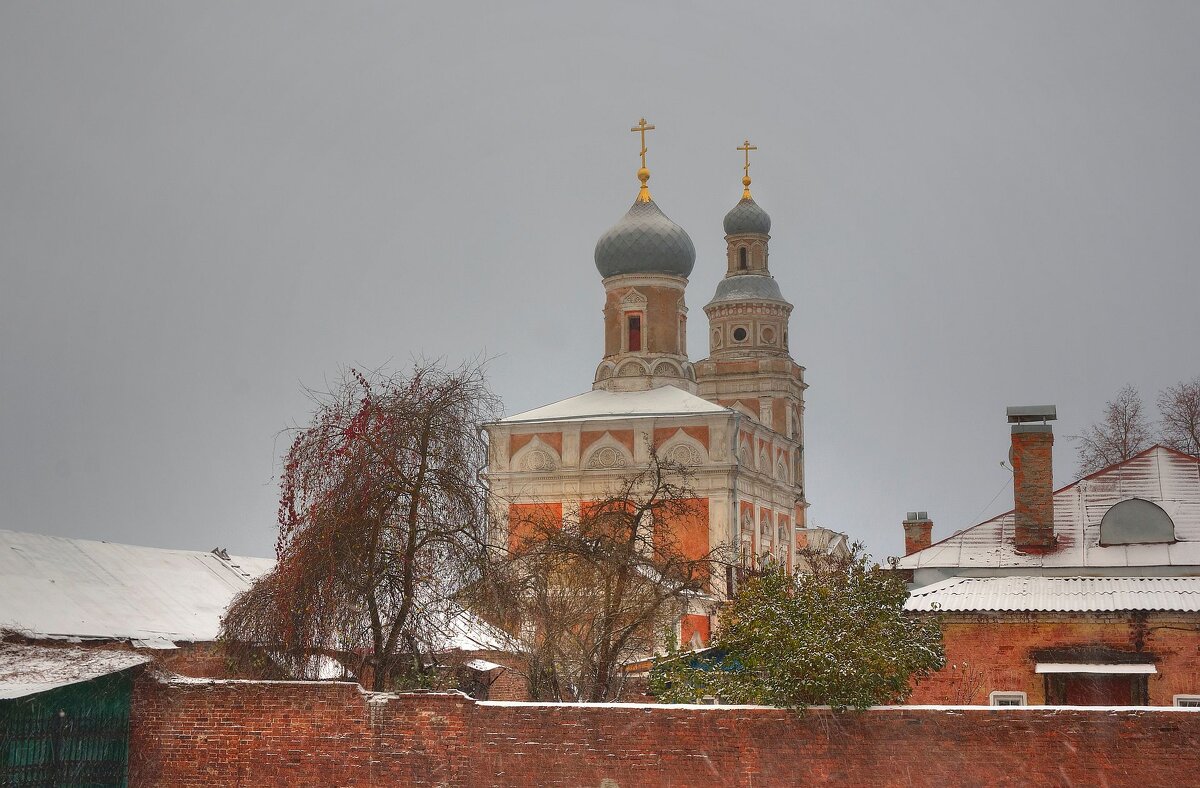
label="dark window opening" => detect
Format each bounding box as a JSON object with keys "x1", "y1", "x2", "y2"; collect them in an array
[
  {"x1": 1045, "y1": 673, "x2": 1148, "y2": 706},
  {"x1": 732, "y1": 327, "x2": 748, "y2": 342},
  {"x1": 738, "y1": 247, "x2": 748, "y2": 270},
  {"x1": 628, "y1": 315, "x2": 642, "y2": 351}
]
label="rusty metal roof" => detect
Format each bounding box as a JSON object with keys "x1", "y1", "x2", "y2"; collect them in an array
[
  {"x1": 897, "y1": 446, "x2": 1200, "y2": 571},
  {"x1": 905, "y1": 575, "x2": 1200, "y2": 612}
]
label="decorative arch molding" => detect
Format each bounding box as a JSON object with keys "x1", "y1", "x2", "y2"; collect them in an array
[
  {"x1": 583, "y1": 434, "x2": 634, "y2": 470},
  {"x1": 775, "y1": 460, "x2": 789, "y2": 483},
  {"x1": 651, "y1": 359, "x2": 683, "y2": 378},
  {"x1": 594, "y1": 361, "x2": 616, "y2": 381},
  {"x1": 659, "y1": 429, "x2": 707, "y2": 467},
  {"x1": 510, "y1": 436, "x2": 561, "y2": 473},
  {"x1": 737, "y1": 441, "x2": 752, "y2": 468},
  {"x1": 616, "y1": 359, "x2": 649, "y2": 378}
]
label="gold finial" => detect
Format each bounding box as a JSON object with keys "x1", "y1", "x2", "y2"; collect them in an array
[
  {"x1": 737, "y1": 139, "x2": 758, "y2": 199},
  {"x1": 631, "y1": 117, "x2": 656, "y2": 202}
]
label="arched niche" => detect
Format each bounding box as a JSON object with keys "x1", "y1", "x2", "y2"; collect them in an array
[{"x1": 1099, "y1": 498, "x2": 1176, "y2": 545}]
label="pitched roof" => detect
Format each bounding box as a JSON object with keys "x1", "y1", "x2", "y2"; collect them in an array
[
  {"x1": 0, "y1": 642, "x2": 151, "y2": 699},
  {"x1": 497, "y1": 385, "x2": 729, "y2": 425},
  {"x1": 896, "y1": 446, "x2": 1200, "y2": 571},
  {"x1": 904, "y1": 575, "x2": 1200, "y2": 613},
  {"x1": 0, "y1": 529, "x2": 274, "y2": 644}
]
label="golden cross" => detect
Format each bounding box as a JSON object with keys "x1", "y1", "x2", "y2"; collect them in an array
[
  {"x1": 737, "y1": 139, "x2": 758, "y2": 198},
  {"x1": 631, "y1": 118, "x2": 655, "y2": 169},
  {"x1": 738, "y1": 139, "x2": 758, "y2": 178}
]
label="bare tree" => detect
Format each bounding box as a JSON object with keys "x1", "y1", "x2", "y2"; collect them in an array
[
  {"x1": 221, "y1": 361, "x2": 500, "y2": 691},
  {"x1": 1072, "y1": 384, "x2": 1153, "y2": 475},
  {"x1": 1158, "y1": 376, "x2": 1200, "y2": 458},
  {"x1": 473, "y1": 452, "x2": 726, "y2": 702}
]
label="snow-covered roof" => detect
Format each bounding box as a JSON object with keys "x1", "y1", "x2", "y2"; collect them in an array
[
  {"x1": 904, "y1": 576, "x2": 1200, "y2": 613},
  {"x1": 434, "y1": 608, "x2": 514, "y2": 653},
  {"x1": 897, "y1": 447, "x2": 1200, "y2": 572},
  {"x1": 0, "y1": 642, "x2": 150, "y2": 699},
  {"x1": 0, "y1": 529, "x2": 274, "y2": 644},
  {"x1": 498, "y1": 386, "x2": 729, "y2": 425}
]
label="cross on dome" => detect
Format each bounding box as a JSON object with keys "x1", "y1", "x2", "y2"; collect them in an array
[
  {"x1": 737, "y1": 139, "x2": 758, "y2": 199},
  {"x1": 631, "y1": 117, "x2": 655, "y2": 202}
]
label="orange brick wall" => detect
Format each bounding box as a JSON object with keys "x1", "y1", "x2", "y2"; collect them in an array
[
  {"x1": 506, "y1": 502, "x2": 562, "y2": 552},
  {"x1": 130, "y1": 678, "x2": 1200, "y2": 787},
  {"x1": 681, "y1": 613, "x2": 711, "y2": 648},
  {"x1": 509, "y1": 431, "x2": 562, "y2": 457},
  {"x1": 603, "y1": 284, "x2": 684, "y2": 357},
  {"x1": 580, "y1": 429, "x2": 634, "y2": 455},
  {"x1": 653, "y1": 497, "x2": 710, "y2": 566},
  {"x1": 908, "y1": 612, "x2": 1200, "y2": 705},
  {"x1": 653, "y1": 425, "x2": 710, "y2": 450}
]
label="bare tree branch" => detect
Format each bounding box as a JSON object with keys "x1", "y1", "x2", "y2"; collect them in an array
[
  {"x1": 1071, "y1": 384, "x2": 1153, "y2": 475},
  {"x1": 1158, "y1": 376, "x2": 1200, "y2": 458},
  {"x1": 221, "y1": 361, "x2": 500, "y2": 691}
]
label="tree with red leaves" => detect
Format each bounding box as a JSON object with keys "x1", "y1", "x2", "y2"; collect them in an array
[{"x1": 221, "y1": 361, "x2": 500, "y2": 691}]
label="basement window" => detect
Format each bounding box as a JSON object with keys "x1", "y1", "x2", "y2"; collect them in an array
[
  {"x1": 1174, "y1": 695, "x2": 1200, "y2": 707},
  {"x1": 989, "y1": 691, "x2": 1027, "y2": 706}
]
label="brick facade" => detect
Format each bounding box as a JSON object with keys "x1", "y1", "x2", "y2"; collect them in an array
[
  {"x1": 130, "y1": 675, "x2": 1200, "y2": 787},
  {"x1": 908, "y1": 612, "x2": 1200, "y2": 705}
]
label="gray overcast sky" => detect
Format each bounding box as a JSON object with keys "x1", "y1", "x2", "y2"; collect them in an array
[{"x1": 2, "y1": 2, "x2": 1197, "y2": 562}]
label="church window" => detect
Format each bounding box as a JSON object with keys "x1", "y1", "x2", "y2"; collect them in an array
[
  {"x1": 627, "y1": 314, "x2": 642, "y2": 352},
  {"x1": 732, "y1": 326, "x2": 748, "y2": 342},
  {"x1": 738, "y1": 247, "x2": 748, "y2": 270}
]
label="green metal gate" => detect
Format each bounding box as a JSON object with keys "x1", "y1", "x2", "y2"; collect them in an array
[{"x1": 1, "y1": 670, "x2": 134, "y2": 787}]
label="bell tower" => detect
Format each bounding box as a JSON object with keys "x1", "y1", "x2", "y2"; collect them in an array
[{"x1": 695, "y1": 141, "x2": 808, "y2": 527}]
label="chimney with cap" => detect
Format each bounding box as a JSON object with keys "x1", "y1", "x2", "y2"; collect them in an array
[
  {"x1": 1007, "y1": 405, "x2": 1057, "y2": 553},
  {"x1": 902, "y1": 512, "x2": 933, "y2": 555}
]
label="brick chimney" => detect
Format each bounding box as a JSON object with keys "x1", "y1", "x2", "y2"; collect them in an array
[
  {"x1": 902, "y1": 512, "x2": 933, "y2": 555},
  {"x1": 1007, "y1": 405, "x2": 1057, "y2": 553}
]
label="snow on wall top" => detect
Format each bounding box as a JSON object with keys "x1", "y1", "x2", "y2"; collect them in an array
[
  {"x1": 497, "y1": 385, "x2": 728, "y2": 425},
  {"x1": 0, "y1": 529, "x2": 274, "y2": 644},
  {"x1": 897, "y1": 447, "x2": 1200, "y2": 572},
  {"x1": 0, "y1": 642, "x2": 151, "y2": 699},
  {"x1": 904, "y1": 575, "x2": 1200, "y2": 612}
]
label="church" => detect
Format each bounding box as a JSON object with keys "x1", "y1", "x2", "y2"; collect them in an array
[{"x1": 484, "y1": 121, "x2": 844, "y2": 648}]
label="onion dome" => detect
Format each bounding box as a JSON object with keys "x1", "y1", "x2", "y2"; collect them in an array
[
  {"x1": 723, "y1": 196, "x2": 772, "y2": 236},
  {"x1": 707, "y1": 274, "x2": 786, "y2": 307},
  {"x1": 594, "y1": 198, "x2": 696, "y2": 279}
]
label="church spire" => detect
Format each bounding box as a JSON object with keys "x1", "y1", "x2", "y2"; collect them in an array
[{"x1": 631, "y1": 117, "x2": 655, "y2": 202}]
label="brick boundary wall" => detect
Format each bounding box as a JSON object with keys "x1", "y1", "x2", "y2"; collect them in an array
[{"x1": 129, "y1": 675, "x2": 1200, "y2": 787}]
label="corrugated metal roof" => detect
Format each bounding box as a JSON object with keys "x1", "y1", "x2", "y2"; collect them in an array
[
  {"x1": 905, "y1": 576, "x2": 1200, "y2": 612},
  {"x1": 0, "y1": 529, "x2": 274, "y2": 643},
  {"x1": 897, "y1": 447, "x2": 1200, "y2": 571}
]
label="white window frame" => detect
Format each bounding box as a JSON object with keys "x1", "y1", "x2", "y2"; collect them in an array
[
  {"x1": 1173, "y1": 695, "x2": 1200, "y2": 708},
  {"x1": 989, "y1": 691, "x2": 1027, "y2": 707}
]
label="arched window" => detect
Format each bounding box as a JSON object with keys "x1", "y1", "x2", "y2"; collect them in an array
[
  {"x1": 738, "y1": 247, "x2": 748, "y2": 270},
  {"x1": 627, "y1": 314, "x2": 642, "y2": 351}
]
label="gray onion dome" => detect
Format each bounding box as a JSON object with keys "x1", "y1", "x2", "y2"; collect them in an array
[
  {"x1": 723, "y1": 197, "x2": 772, "y2": 236},
  {"x1": 594, "y1": 199, "x2": 696, "y2": 279},
  {"x1": 707, "y1": 274, "x2": 786, "y2": 307}
]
